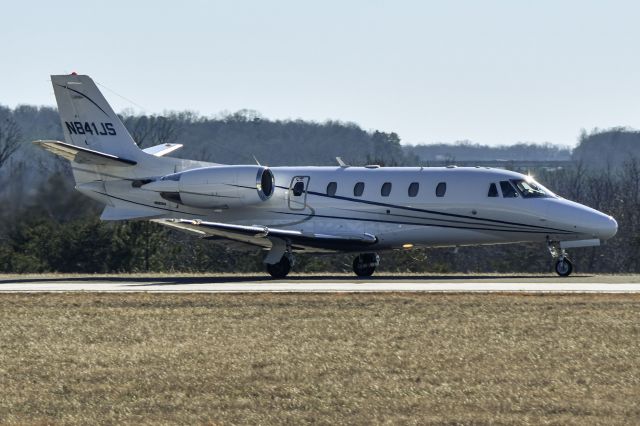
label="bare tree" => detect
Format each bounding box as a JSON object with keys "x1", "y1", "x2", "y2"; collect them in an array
[
  {"x1": 127, "y1": 115, "x2": 154, "y2": 148},
  {"x1": 0, "y1": 112, "x2": 21, "y2": 168},
  {"x1": 124, "y1": 114, "x2": 182, "y2": 148},
  {"x1": 152, "y1": 116, "x2": 180, "y2": 145}
]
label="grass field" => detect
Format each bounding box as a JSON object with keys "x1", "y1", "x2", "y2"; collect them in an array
[{"x1": 0, "y1": 293, "x2": 639, "y2": 424}]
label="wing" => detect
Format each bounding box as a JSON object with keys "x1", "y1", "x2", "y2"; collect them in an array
[{"x1": 152, "y1": 218, "x2": 378, "y2": 253}]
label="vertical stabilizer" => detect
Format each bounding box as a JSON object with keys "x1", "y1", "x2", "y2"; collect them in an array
[{"x1": 51, "y1": 74, "x2": 142, "y2": 161}]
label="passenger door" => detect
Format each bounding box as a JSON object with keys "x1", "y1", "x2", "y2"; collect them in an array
[{"x1": 288, "y1": 176, "x2": 310, "y2": 210}]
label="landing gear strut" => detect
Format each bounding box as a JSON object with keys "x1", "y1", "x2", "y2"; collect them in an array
[
  {"x1": 548, "y1": 241, "x2": 573, "y2": 277},
  {"x1": 353, "y1": 253, "x2": 380, "y2": 277},
  {"x1": 266, "y1": 253, "x2": 294, "y2": 279}
]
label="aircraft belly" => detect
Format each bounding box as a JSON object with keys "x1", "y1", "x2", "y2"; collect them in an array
[{"x1": 376, "y1": 225, "x2": 545, "y2": 248}]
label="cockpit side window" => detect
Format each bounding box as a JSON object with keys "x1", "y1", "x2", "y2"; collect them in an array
[
  {"x1": 500, "y1": 181, "x2": 518, "y2": 198},
  {"x1": 488, "y1": 183, "x2": 499, "y2": 197}
]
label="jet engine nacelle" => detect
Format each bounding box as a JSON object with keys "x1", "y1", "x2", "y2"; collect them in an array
[{"x1": 141, "y1": 165, "x2": 275, "y2": 209}]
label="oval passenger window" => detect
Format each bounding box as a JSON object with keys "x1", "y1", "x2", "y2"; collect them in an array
[
  {"x1": 381, "y1": 182, "x2": 392, "y2": 197},
  {"x1": 326, "y1": 181, "x2": 337, "y2": 196},
  {"x1": 292, "y1": 181, "x2": 305, "y2": 196},
  {"x1": 408, "y1": 182, "x2": 419, "y2": 197}
]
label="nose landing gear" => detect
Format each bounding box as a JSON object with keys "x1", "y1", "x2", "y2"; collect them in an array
[
  {"x1": 548, "y1": 241, "x2": 573, "y2": 277},
  {"x1": 554, "y1": 257, "x2": 573, "y2": 276}
]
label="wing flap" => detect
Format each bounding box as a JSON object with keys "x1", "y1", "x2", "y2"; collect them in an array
[
  {"x1": 100, "y1": 206, "x2": 165, "y2": 221},
  {"x1": 33, "y1": 140, "x2": 137, "y2": 167},
  {"x1": 152, "y1": 219, "x2": 378, "y2": 252}
]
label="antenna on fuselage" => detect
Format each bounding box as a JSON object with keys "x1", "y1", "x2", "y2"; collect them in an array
[
  {"x1": 336, "y1": 157, "x2": 349, "y2": 168},
  {"x1": 252, "y1": 155, "x2": 262, "y2": 166}
]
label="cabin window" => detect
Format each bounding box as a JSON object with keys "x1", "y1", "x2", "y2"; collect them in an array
[
  {"x1": 381, "y1": 182, "x2": 392, "y2": 197},
  {"x1": 354, "y1": 182, "x2": 365, "y2": 197},
  {"x1": 408, "y1": 182, "x2": 419, "y2": 197},
  {"x1": 326, "y1": 181, "x2": 337, "y2": 196},
  {"x1": 292, "y1": 181, "x2": 305, "y2": 196},
  {"x1": 488, "y1": 183, "x2": 499, "y2": 197},
  {"x1": 500, "y1": 181, "x2": 518, "y2": 198},
  {"x1": 436, "y1": 182, "x2": 447, "y2": 197}
]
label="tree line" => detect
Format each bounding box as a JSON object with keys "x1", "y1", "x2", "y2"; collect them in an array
[{"x1": 0, "y1": 105, "x2": 639, "y2": 274}]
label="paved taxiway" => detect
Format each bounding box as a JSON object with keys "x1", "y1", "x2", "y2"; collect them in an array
[{"x1": 1, "y1": 274, "x2": 640, "y2": 293}]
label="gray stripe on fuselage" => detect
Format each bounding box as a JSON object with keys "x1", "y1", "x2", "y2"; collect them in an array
[
  {"x1": 273, "y1": 185, "x2": 575, "y2": 234},
  {"x1": 268, "y1": 210, "x2": 572, "y2": 235}
]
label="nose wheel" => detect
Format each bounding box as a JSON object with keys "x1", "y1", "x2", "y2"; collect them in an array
[
  {"x1": 554, "y1": 258, "x2": 573, "y2": 277},
  {"x1": 548, "y1": 241, "x2": 573, "y2": 277}
]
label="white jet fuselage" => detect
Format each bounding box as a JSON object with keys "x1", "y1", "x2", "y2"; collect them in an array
[{"x1": 80, "y1": 163, "x2": 618, "y2": 252}]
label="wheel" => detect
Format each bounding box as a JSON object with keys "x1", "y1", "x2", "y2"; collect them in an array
[
  {"x1": 266, "y1": 256, "x2": 291, "y2": 279},
  {"x1": 353, "y1": 254, "x2": 377, "y2": 277},
  {"x1": 555, "y1": 258, "x2": 573, "y2": 277}
]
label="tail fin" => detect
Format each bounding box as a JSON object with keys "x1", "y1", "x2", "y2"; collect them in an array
[{"x1": 51, "y1": 74, "x2": 143, "y2": 161}]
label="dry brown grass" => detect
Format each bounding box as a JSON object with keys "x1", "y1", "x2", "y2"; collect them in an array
[{"x1": 0, "y1": 293, "x2": 639, "y2": 425}]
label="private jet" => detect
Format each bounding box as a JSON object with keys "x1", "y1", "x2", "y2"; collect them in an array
[{"x1": 35, "y1": 74, "x2": 618, "y2": 278}]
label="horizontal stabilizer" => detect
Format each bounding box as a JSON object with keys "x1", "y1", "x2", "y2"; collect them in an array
[
  {"x1": 33, "y1": 140, "x2": 137, "y2": 167},
  {"x1": 142, "y1": 143, "x2": 183, "y2": 157},
  {"x1": 100, "y1": 206, "x2": 164, "y2": 221}
]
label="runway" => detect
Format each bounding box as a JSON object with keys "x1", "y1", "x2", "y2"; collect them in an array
[{"x1": 2, "y1": 274, "x2": 640, "y2": 293}]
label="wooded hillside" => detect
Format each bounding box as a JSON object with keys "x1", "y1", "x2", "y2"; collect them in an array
[{"x1": 1, "y1": 105, "x2": 638, "y2": 274}]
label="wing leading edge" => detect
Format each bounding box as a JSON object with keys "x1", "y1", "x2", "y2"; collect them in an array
[{"x1": 152, "y1": 218, "x2": 378, "y2": 252}]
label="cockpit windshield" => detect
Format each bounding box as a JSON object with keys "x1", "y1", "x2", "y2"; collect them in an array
[{"x1": 510, "y1": 179, "x2": 551, "y2": 198}]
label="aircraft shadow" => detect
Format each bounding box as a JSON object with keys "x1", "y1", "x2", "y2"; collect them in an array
[{"x1": 0, "y1": 273, "x2": 592, "y2": 286}]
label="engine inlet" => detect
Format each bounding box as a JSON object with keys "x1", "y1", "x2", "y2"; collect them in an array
[{"x1": 258, "y1": 168, "x2": 274, "y2": 200}]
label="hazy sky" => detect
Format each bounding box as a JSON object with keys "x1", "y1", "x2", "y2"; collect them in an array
[{"x1": 2, "y1": 0, "x2": 640, "y2": 146}]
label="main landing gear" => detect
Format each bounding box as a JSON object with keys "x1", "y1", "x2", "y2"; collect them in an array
[
  {"x1": 266, "y1": 253, "x2": 294, "y2": 279},
  {"x1": 264, "y1": 249, "x2": 381, "y2": 279},
  {"x1": 548, "y1": 241, "x2": 573, "y2": 277},
  {"x1": 353, "y1": 253, "x2": 380, "y2": 277}
]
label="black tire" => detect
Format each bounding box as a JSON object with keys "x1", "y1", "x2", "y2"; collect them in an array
[
  {"x1": 266, "y1": 256, "x2": 291, "y2": 279},
  {"x1": 353, "y1": 256, "x2": 376, "y2": 277},
  {"x1": 555, "y1": 258, "x2": 573, "y2": 277}
]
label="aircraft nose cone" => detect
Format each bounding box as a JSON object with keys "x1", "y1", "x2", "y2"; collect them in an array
[{"x1": 595, "y1": 215, "x2": 618, "y2": 240}]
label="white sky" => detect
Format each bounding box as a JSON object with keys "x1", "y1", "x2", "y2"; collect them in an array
[{"x1": 2, "y1": 0, "x2": 640, "y2": 146}]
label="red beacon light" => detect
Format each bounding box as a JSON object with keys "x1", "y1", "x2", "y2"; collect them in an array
[{"x1": 71, "y1": 71, "x2": 78, "y2": 75}]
